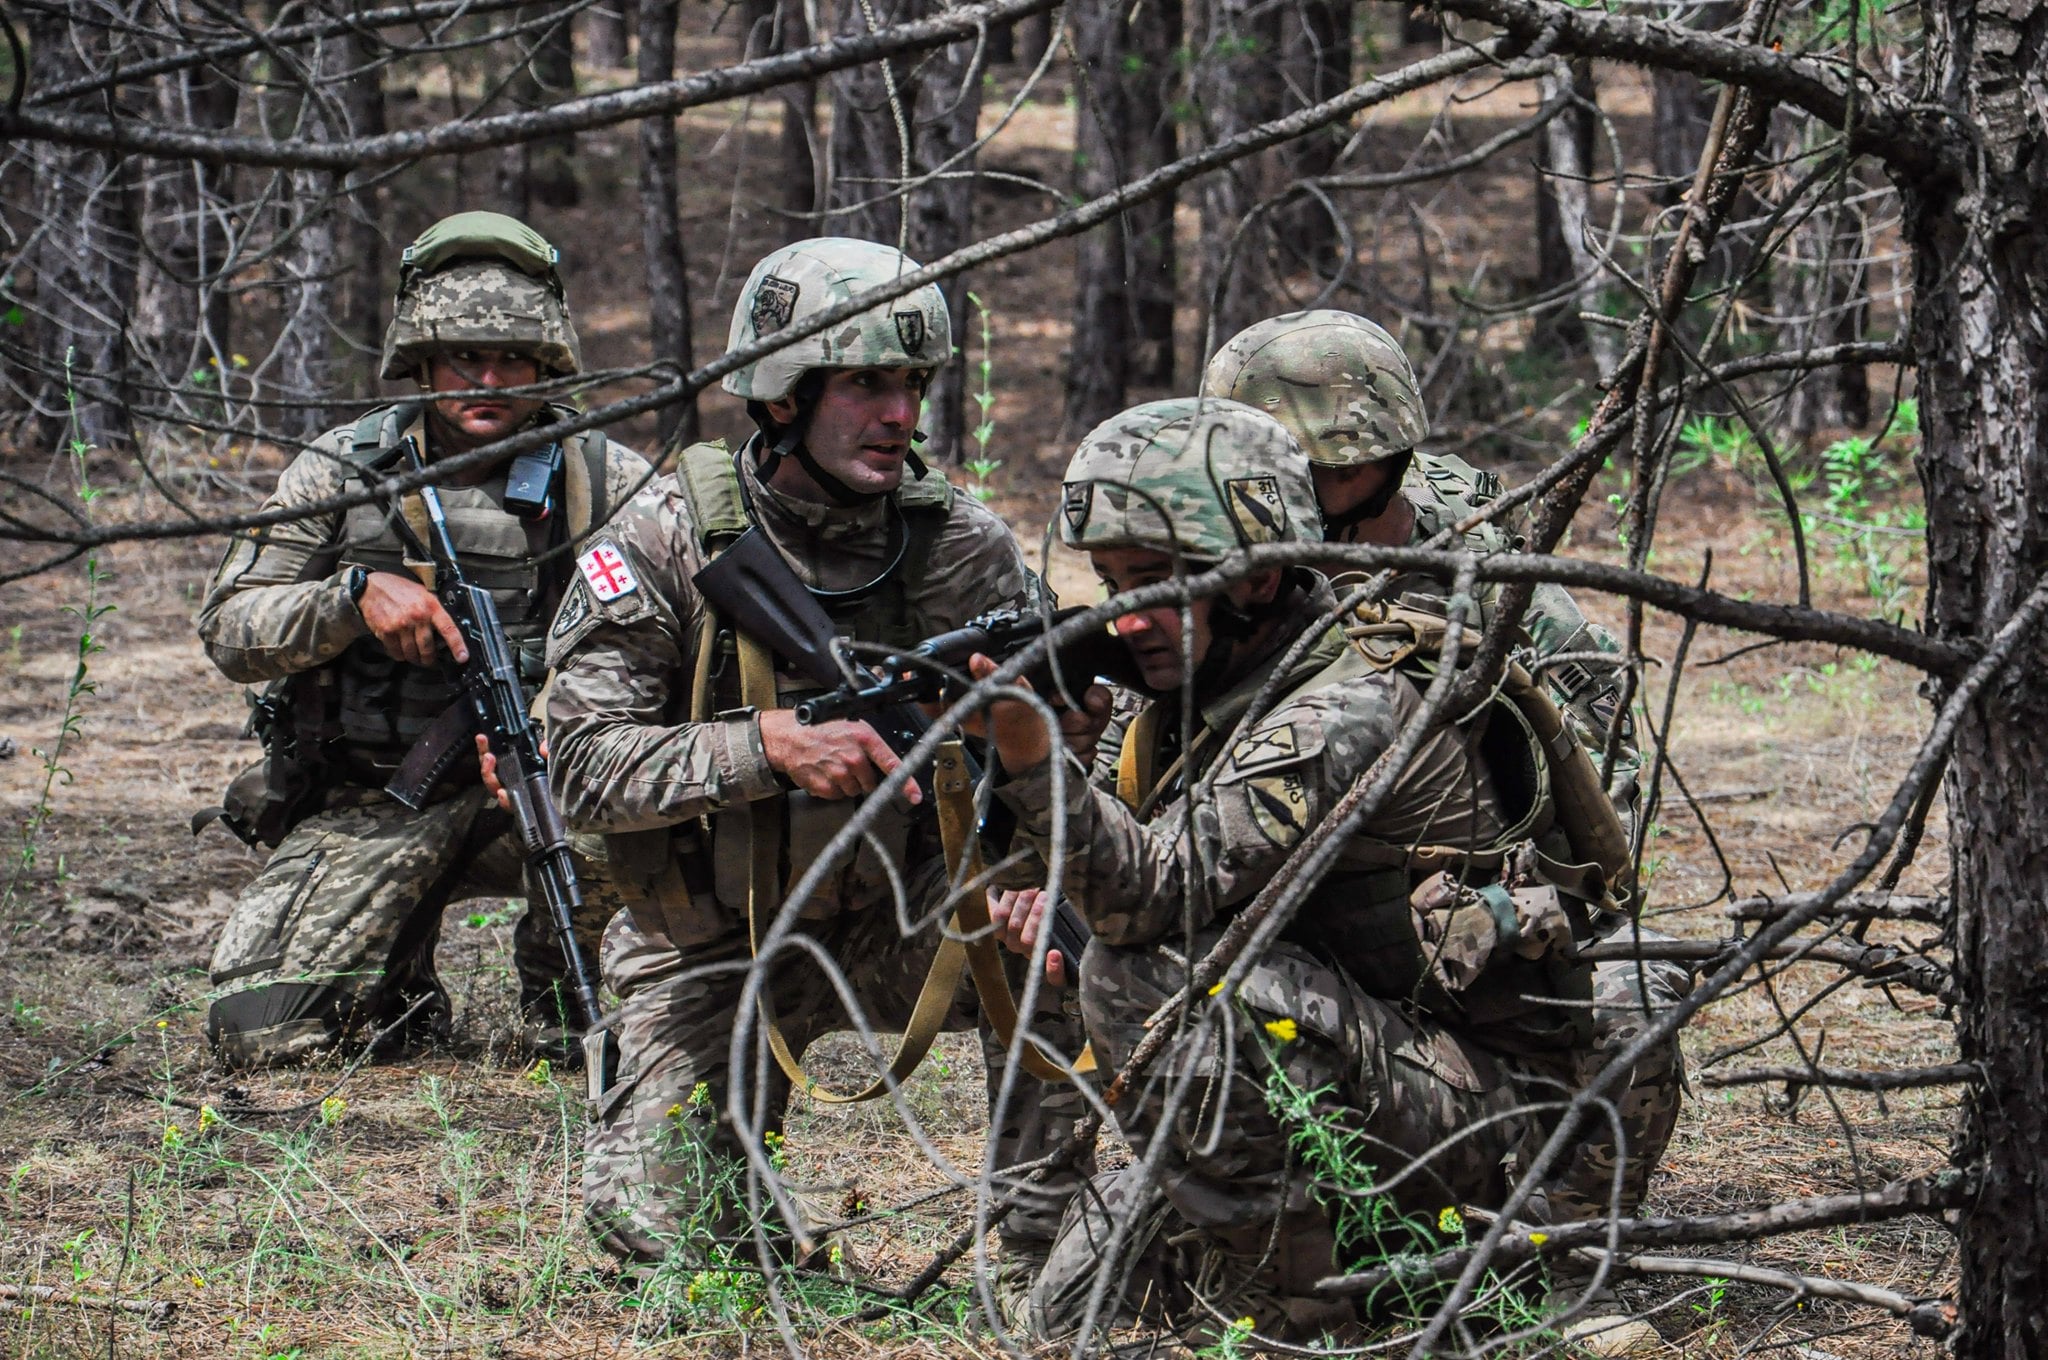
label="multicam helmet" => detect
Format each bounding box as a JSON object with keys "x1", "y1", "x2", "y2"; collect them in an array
[
  {"x1": 1059, "y1": 397, "x2": 1323, "y2": 562},
  {"x1": 380, "y1": 211, "x2": 581, "y2": 380},
  {"x1": 1200, "y1": 310, "x2": 1428, "y2": 466},
  {"x1": 721, "y1": 238, "x2": 952, "y2": 402}
]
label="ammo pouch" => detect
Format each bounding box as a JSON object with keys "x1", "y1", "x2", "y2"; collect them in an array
[{"x1": 195, "y1": 675, "x2": 337, "y2": 849}]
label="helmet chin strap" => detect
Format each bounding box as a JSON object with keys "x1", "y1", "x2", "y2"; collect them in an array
[
  {"x1": 1320, "y1": 449, "x2": 1414, "y2": 539},
  {"x1": 747, "y1": 382, "x2": 930, "y2": 508}
]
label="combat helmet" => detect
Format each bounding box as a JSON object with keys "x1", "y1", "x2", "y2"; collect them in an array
[
  {"x1": 1200, "y1": 310, "x2": 1427, "y2": 466},
  {"x1": 380, "y1": 211, "x2": 581, "y2": 380},
  {"x1": 721, "y1": 237, "x2": 951, "y2": 402},
  {"x1": 1059, "y1": 397, "x2": 1323, "y2": 562}
]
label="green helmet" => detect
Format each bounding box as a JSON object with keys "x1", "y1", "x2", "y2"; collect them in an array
[
  {"x1": 721, "y1": 237, "x2": 952, "y2": 402},
  {"x1": 1200, "y1": 310, "x2": 1428, "y2": 466},
  {"x1": 380, "y1": 211, "x2": 581, "y2": 380},
  {"x1": 1059, "y1": 397, "x2": 1323, "y2": 562}
]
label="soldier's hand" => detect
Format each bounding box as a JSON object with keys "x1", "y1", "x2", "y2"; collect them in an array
[
  {"x1": 1058, "y1": 682, "x2": 1114, "y2": 764},
  {"x1": 758, "y1": 709, "x2": 922, "y2": 804},
  {"x1": 969, "y1": 654, "x2": 1053, "y2": 772},
  {"x1": 477, "y1": 733, "x2": 548, "y2": 813},
  {"x1": 357, "y1": 571, "x2": 469, "y2": 667},
  {"x1": 988, "y1": 888, "x2": 1069, "y2": 986}
]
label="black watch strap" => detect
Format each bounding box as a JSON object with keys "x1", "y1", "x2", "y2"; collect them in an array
[{"x1": 346, "y1": 564, "x2": 371, "y2": 607}]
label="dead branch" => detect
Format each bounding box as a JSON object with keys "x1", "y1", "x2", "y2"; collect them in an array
[
  {"x1": 0, "y1": 1283, "x2": 174, "y2": 1328},
  {"x1": 1577, "y1": 933, "x2": 1950, "y2": 998},
  {"x1": 1701, "y1": 1062, "x2": 1978, "y2": 1091},
  {"x1": 1726, "y1": 891, "x2": 1948, "y2": 925},
  {"x1": 1318, "y1": 1169, "x2": 1971, "y2": 1296}
]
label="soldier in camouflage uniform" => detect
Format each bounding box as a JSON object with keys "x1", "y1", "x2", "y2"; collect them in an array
[
  {"x1": 972, "y1": 399, "x2": 1672, "y2": 1352},
  {"x1": 197, "y1": 211, "x2": 649, "y2": 1069},
  {"x1": 1202, "y1": 309, "x2": 1641, "y2": 815},
  {"x1": 544, "y1": 238, "x2": 1089, "y2": 1285}
]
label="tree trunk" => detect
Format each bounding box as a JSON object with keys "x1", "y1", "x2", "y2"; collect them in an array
[
  {"x1": 134, "y1": 52, "x2": 240, "y2": 418},
  {"x1": 1190, "y1": 0, "x2": 1283, "y2": 364},
  {"x1": 1912, "y1": 3, "x2": 2048, "y2": 1358},
  {"x1": 743, "y1": 0, "x2": 820, "y2": 240},
  {"x1": 1063, "y1": 0, "x2": 1182, "y2": 436},
  {"x1": 1769, "y1": 110, "x2": 1871, "y2": 441},
  {"x1": 1275, "y1": 0, "x2": 1352, "y2": 279},
  {"x1": 496, "y1": 4, "x2": 582, "y2": 213},
  {"x1": 1648, "y1": 2, "x2": 1738, "y2": 204},
  {"x1": 639, "y1": 0, "x2": 697, "y2": 447},
  {"x1": 824, "y1": 0, "x2": 983, "y2": 461},
  {"x1": 17, "y1": 9, "x2": 140, "y2": 452},
  {"x1": 334, "y1": 17, "x2": 389, "y2": 401},
  {"x1": 588, "y1": 0, "x2": 633, "y2": 69},
  {"x1": 1532, "y1": 58, "x2": 1597, "y2": 354}
]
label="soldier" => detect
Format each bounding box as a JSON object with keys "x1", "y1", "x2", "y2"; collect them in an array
[
  {"x1": 1202, "y1": 309, "x2": 1640, "y2": 815},
  {"x1": 975, "y1": 398, "x2": 1670, "y2": 1354},
  {"x1": 196, "y1": 211, "x2": 649, "y2": 1070},
  {"x1": 543, "y1": 237, "x2": 1091, "y2": 1292}
]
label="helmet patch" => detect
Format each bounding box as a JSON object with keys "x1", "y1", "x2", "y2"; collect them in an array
[
  {"x1": 894, "y1": 309, "x2": 928, "y2": 355},
  {"x1": 1223, "y1": 475, "x2": 1288, "y2": 544},
  {"x1": 1061, "y1": 480, "x2": 1093, "y2": 535},
  {"x1": 752, "y1": 276, "x2": 800, "y2": 335}
]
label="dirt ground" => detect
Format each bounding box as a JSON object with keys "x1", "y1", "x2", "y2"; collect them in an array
[{"x1": 0, "y1": 29, "x2": 1956, "y2": 1360}]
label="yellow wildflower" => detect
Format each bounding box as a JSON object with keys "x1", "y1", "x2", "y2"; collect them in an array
[
  {"x1": 1438, "y1": 1206, "x2": 1464, "y2": 1235},
  {"x1": 155, "y1": 1019, "x2": 168, "y2": 1030},
  {"x1": 197, "y1": 1105, "x2": 219, "y2": 1132},
  {"x1": 160, "y1": 1123, "x2": 184, "y2": 1149},
  {"x1": 666, "y1": 1103, "x2": 685, "y2": 1120},
  {"x1": 318, "y1": 1096, "x2": 347, "y2": 1126},
  {"x1": 689, "y1": 1081, "x2": 712, "y2": 1108},
  {"x1": 526, "y1": 1058, "x2": 553, "y2": 1085},
  {"x1": 1528, "y1": 1231, "x2": 1549, "y2": 1246},
  {"x1": 1263, "y1": 1017, "x2": 1298, "y2": 1043},
  {"x1": 1208, "y1": 981, "x2": 1226, "y2": 996}
]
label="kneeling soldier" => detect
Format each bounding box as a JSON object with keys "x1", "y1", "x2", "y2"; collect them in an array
[{"x1": 197, "y1": 212, "x2": 648, "y2": 1068}]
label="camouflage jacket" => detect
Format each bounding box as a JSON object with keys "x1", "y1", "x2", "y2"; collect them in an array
[
  {"x1": 1371, "y1": 453, "x2": 1639, "y2": 818},
  {"x1": 995, "y1": 581, "x2": 1512, "y2": 949},
  {"x1": 543, "y1": 442, "x2": 1036, "y2": 840},
  {"x1": 198, "y1": 406, "x2": 649, "y2": 684}
]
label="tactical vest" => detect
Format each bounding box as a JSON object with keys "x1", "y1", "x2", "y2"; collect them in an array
[
  {"x1": 330, "y1": 402, "x2": 610, "y2": 778},
  {"x1": 671, "y1": 439, "x2": 957, "y2": 718},
  {"x1": 1116, "y1": 600, "x2": 1629, "y2": 1054},
  {"x1": 604, "y1": 441, "x2": 958, "y2": 927}
]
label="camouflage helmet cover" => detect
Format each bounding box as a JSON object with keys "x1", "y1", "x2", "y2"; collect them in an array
[
  {"x1": 380, "y1": 212, "x2": 581, "y2": 380},
  {"x1": 722, "y1": 237, "x2": 952, "y2": 401},
  {"x1": 1059, "y1": 397, "x2": 1323, "y2": 562},
  {"x1": 1200, "y1": 310, "x2": 1428, "y2": 466}
]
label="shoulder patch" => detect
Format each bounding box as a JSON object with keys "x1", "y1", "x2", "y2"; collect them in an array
[
  {"x1": 578, "y1": 539, "x2": 639, "y2": 602},
  {"x1": 1219, "y1": 717, "x2": 1325, "y2": 782},
  {"x1": 1242, "y1": 771, "x2": 1311, "y2": 848},
  {"x1": 551, "y1": 577, "x2": 594, "y2": 639}
]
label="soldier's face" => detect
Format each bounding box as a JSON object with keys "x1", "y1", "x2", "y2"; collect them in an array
[
  {"x1": 1091, "y1": 547, "x2": 1214, "y2": 691},
  {"x1": 766, "y1": 367, "x2": 931, "y2": 499},
  {"x1": 1311, "y1": 460, "x2": 1395, "y2": 523},
  {"x1": 423, "y1": 348, "x2": 545, "y2": 451}
]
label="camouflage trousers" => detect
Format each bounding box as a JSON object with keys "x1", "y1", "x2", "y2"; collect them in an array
[
  {"x1": 581, "y1": 855, "x2": 1092, "y2": 1269},
  {"x1": 1028, "y1": 929, "x2": 1690, "y2": 1342},
  {"x1": 205, "y1": 785, "x2": 607, "y2": 1069}
]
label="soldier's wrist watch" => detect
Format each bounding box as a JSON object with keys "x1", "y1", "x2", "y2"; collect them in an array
[{"x1": 345, "y1": 564, "x2": 371, "y2": 611}]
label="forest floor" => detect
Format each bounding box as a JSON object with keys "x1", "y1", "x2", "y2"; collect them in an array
[{"x1": 0, "y1": 31, "x2": 1953, "y2": 1360}]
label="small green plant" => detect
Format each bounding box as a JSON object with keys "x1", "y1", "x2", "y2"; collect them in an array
[
  {"x1": 4, "y1": 353, "x2": 116, "y2": 924},
  {"x1": 963, "y1": 291, "x2": 1002, "y2": 504}
]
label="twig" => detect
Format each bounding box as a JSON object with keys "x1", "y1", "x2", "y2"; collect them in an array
[
  {"x1": 1726, "y1": 891, "x2": 1947, "y2": 924},
  {"x1": 1701, "y1": 1062, "x2": 1977, "y2": 1092},
  {"x1": 0, "y1": 1283, "x2": 174, "y2": 1328},
  {"x1": 1576, "y1": 1250, "x2": 1955, "y2": 1338},
  {"x1": 1319, "y1": 1169, "x2": 1972, "y2": 1296}
]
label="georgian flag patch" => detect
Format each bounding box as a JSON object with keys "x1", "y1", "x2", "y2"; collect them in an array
[{"x1": 578, "y1": 539, "x2": 639, "y2": 602}]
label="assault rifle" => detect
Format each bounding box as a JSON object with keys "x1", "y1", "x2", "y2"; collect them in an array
[
  {"x1": 694, "y1": 527, "x2": 1128, "y2": 981},
  {"x1": 377, "y1": 437, "x2": 602, "y2": 1034}
]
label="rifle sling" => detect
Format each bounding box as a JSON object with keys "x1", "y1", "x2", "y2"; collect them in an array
[{"x1": 733, "y1": 623, "x2": 1090, "y2": 1099}]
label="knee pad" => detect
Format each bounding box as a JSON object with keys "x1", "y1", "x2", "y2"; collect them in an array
[{"x1": 207, "y1": 982, "x2": 349, "y2": 1070}]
